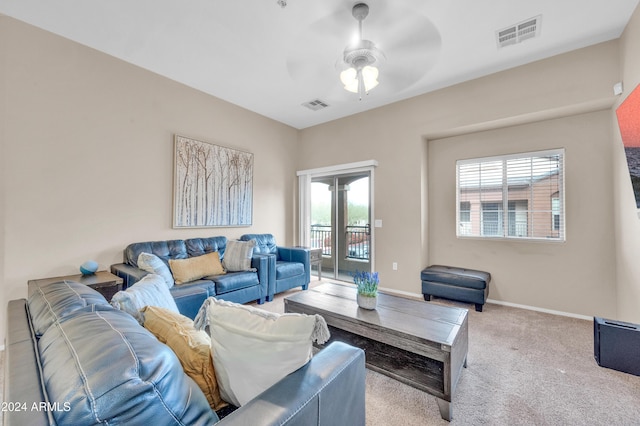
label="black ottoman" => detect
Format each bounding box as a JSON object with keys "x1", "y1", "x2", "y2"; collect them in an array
[{"x1": 421, "y1": 265, "x2": 491, "y2": 312}]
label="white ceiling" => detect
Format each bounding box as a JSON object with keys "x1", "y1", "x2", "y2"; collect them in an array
[{"x1": 1, "y1": 0, "x2": 638, "y2": 129}]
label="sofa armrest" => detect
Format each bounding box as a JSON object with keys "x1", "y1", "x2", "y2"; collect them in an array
[
  {"x1": 218, "y1": 342, "x2": 365, "y2": 426},
  {"x1": 110, "y1": 263, "x2": 148, "y2": 289},
  {"x1": 250, "y1": 254, "x2": 272, "y2": 304},
  {"x1": 4, "y1": 300, "x2": 54, "y2": 426},
  {"x1": 277, "y1": 247, "x2": 311, "y2": 285}
]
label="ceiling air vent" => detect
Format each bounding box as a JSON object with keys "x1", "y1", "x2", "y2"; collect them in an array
[
  {"x1": 302, "y1": 99, "x2": 330, "y2": 111},
  {"x1": 497, "y1": 15, "x2": 541, "y2": 49}
]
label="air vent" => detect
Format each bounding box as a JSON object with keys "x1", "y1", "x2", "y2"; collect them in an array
[
  {"x1": 302, "y1": 99, "x2": 330, "y2": 111},
  {"x1": 497, "y1": 15, "x2": 541, "y2": 48}
]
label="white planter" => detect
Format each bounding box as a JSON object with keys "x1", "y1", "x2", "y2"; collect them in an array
[{"x1": 357, "y1": 293, "x2": 377, "y2": 310}]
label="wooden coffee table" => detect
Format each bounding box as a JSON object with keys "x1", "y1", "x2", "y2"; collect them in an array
[{"x1": 284, "y1": 283, "x2": 468, "y2": 421}]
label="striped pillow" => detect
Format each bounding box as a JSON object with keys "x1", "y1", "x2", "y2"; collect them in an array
[{"x1": 222, "y1": 240, "x2": 256, "y2": 272}]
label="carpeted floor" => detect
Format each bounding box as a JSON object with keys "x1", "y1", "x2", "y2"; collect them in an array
[{"x1": 252, "y1": 281, "x2": 640, "y2": 426}]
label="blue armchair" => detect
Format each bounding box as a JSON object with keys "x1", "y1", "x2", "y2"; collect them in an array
[{"x1": 240, "y1": 234, "x2": 310, "y2": 301}]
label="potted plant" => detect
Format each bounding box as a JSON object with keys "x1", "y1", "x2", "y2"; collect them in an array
[{"x1": 353, "y1": 270, "x2": 379, "y2": 310}]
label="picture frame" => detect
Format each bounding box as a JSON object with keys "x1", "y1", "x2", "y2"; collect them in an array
[
  {"x1": 616, "y1": 84, "x2": 640, "y2": 210},
  {"x1": 173, "y1": 135, "x2": 253, "y2": 228}
]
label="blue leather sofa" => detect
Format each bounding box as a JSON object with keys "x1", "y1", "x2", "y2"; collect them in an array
[
  {"x1": 4, "y1": 280, "x2": 366, "y2": 426},
  {"x1": 110, "y1": 236, "x2": 269, "y2": 318},
  {"x1": 240, "y1": 234, "x2": 310, "y2": 301}
]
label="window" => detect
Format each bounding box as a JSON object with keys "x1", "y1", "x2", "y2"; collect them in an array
[
  {"x1": 459, "y1": 201, "x2": 471, "y2": 235},
  {"x1": 481, "y1": 202, "x2": 502, "y2": 236},
  {"x1": 456, "y1": 149, "x2": 565, "y2": 241}
]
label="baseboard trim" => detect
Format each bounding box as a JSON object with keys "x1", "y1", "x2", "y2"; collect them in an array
[
  {"x1": 377, "y1": 286, "x2": 423, "y2": 300},
  {"x1": 377, "y1": 286, "x2": 592, "y2": 321},
  {"x1": 486, "y1": 298, "x2": 593, "y2": 321}
]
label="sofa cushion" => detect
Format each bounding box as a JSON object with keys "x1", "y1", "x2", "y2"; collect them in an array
[
  {"x1": 27, "y1": 280, "x2": 111, "y2": 337},
  {"x1": 111, "y1": 274, "x2": 179, "y2": 323},
  {"x1": 125, "y1": 239, "x2": 188, "y2": 267},
  {"x1": 168, "y1": 252, "x2": 226, "y2": 284},
  {"x1": 38, "y1": 308, "x2": 218, "y2": 425},
  {"x1": 185, "y1": 236, "x2": 228, "y2": 258},
  {"x1": 137, "y1": 252, "x2": 175, "y2": 288},
  {"x1": 170, "y1": 279, "x2": 216, "y2": 298},
  {"x1": 222, "y1": 240, "x2": 256, "y2": 272},
  {"x1": 170, "y1": 281, "x2": 213, "y2": 320},
  {"x1": 240, "y1": 233, "x2": 278, "y2": 255},
  {"x1": 212, "y1": 271, "x2": 259, "y2": 294},
  {"x1": 194, "y1": 297, "x2": 330, "y2": 407},
  {"x1": 142, "y1": 306, "x2": 227, "y2": 411},
  {"x1": 275, "y1": 261, "x2": 304, "y2": 280}
]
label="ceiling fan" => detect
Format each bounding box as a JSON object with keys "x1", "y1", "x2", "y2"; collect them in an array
[
  {"x1": 286, "y1": 2, "x2": 442, "y2": 102},
  {"x1": 338, "y1": 3, "x2": 385, "y2": 99}
]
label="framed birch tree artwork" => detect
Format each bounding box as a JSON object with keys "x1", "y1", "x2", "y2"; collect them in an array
[{"x1": 173, "y1": 135, "x2": 253, "y2": 227}]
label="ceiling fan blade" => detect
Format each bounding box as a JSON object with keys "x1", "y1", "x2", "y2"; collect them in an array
[
  {"x1": 286, "y1": 2, "x2": 443, "y2": 101},
  {"x1": 379, "y1": 18, "x2": 441, "y2": 56},
  {"x1": 366, "y1": 6, "x2": 442, "y2": 91},
  {"x1": 286, "y1": 7, "x2": 354, "y2": 82}
]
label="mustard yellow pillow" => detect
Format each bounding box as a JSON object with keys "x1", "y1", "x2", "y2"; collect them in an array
[
  {"x1": 142, "y1": 306, "x2": 227, "y2": 411},
  {"x1": 168, "y1": 252, "x2": 225, "y2": 284}
]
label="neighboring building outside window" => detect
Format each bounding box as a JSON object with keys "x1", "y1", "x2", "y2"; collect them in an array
[
  {"x1": 456, "y1": 149, "x2": 565, "y2": 241},
  {"x1": 552, "y1": 192, "x2": 561, "y2": 231},
  {"x1": 481, "y1": 202, "x2": 502, "y2": 236},
  {"x1": 459, "y1": 201, "x2": 471, "y2": 235}
]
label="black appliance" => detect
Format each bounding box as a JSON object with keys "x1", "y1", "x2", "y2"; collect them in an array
[{"x1": 594, "y1": 317, "x2": 640, "y2": 376}]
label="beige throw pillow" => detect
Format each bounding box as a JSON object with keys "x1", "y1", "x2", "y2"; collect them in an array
[
  {"x1": 142, "y1": 306, "x2": 227, "y2": 411},
  {"x1": 193, "y1": 297, "x2": 330, "y2": 407},
  {"x1": 168, "y1": 252, "x2": 225, "y2": 284}
]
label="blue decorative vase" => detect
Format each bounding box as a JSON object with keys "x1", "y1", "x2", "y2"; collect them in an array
[{"x1": 80, "y1": 260, "x2": 99, "y2": 275}]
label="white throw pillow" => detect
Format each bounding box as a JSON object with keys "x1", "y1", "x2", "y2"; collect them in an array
[
  {"x1": 137, "y1": 252, "x2": 175, "y2": 288},
  {"x1": 110, "y1": 274, "x2": 179, "y2": 324},
  {"x1": 194, "y1": 297, "x2": 330, "y2": 407},
  {"x1": 222, "y1": 240, "x2": 256, "y2": 272}
]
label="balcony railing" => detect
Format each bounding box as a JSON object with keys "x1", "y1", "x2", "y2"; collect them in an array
[
  {"x1": 346, "y1": 225, "x2": 369, "y2": 260},
  {"x1": 310, "y1": 224, "x2": 370, "y2": 260},
  {"x1": 310, "y1": 225, "x2": 332, "y2": 256}
]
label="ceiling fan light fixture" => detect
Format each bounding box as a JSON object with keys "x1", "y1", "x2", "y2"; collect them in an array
[
  {"x1": 340, "y1": 66, "x2": 379, "y2": 97},
  {"x1": 339, "y1": 3, "x2": 383, "y2": 99}
]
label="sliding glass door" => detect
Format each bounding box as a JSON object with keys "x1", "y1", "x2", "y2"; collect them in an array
[{"x1": 310, "y1": 172, "x2": 371, "y2": 281}]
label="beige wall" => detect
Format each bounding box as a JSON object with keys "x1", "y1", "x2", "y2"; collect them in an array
[
  {"x1": 0, "y1": 16, "x2": 6, "y2": 348},
  {"x1": 613, "y1": 5, "x2": 640, "y2": 323},
  {"x1": 429, "y1": 112, "x2": 615, "y2": 316},
  {"x1": 299, "y1": 40, "x2": 623, "y2": 319},
  {"x1": 0, "y1": 17, "x2": 298, "y2": 344}
]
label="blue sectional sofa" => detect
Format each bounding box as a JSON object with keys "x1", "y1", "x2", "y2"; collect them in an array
[
  {"x1": 110, "y1": 236, "x2": 269, "y2": 318},
  {"x1": 4, "y1": 280, "x2": 366, "y2": 425},
  {"x1": 240, "y1": 233, "x2": 311, "y2": 301}
]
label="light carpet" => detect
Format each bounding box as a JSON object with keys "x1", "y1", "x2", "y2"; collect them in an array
[{"x1": 252, "y1": 281, "x2": 640, "y2": 426}]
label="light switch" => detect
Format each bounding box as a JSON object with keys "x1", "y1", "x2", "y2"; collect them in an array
[{"x1": 374, "y1": 219, "x2": 383, "y2": 228}]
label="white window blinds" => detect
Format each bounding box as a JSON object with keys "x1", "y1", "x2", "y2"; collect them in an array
[{"x1": 456, "y1": 149, "x2": 565, "y2": 241}]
